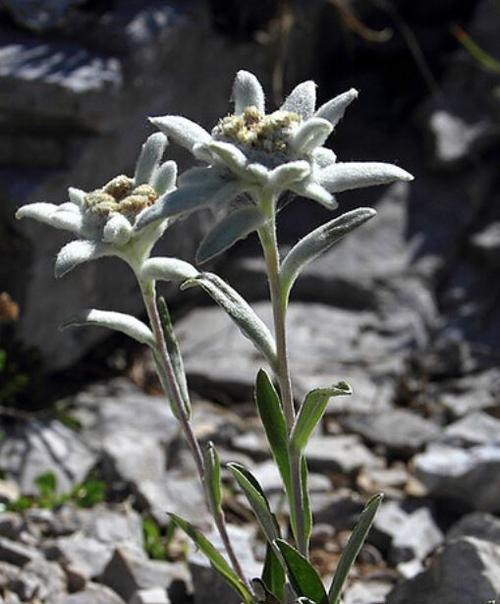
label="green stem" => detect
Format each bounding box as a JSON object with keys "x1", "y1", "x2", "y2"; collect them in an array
[
  {"x1": 140, "y1": 279, "x2": 249, "y2": 588},
  {"x1": 257, "y1": 196, "x2": 307, "y2": 556}
]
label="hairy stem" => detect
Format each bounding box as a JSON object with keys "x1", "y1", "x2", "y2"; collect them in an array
[
  {"x1": 257, "y1": 199, "x2": 308, "y2": 556},
  {"x1": 140, "y1": 279, "x2": 249, "y2": 587}
]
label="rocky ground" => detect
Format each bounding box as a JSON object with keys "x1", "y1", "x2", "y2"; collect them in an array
[{"x1": 2, "y1": 0, "x2": 500, "y2": 602}]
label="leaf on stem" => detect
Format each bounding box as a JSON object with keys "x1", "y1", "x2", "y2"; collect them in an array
[
  {"x1": 274, "y1": 539, "x2": 328, "y2": 604},
  {"x1": 169, "y1": 513, "x2": 253, "y2": 604},
  {"x1": 182, "y1": 273, "x2": 277, "y2": 370},
  {"x1": 157, "y1": 297, "x2": 191, "y2": 418},
  {"x1": 280, "y1": 208, "x2": 376, "y2": 302},
  {"x1": 227, "y1": 463, "x2": 281, "y2": 546},
  {"x1": 196, "y1": 206, "x2": 266, "y2": 264},
  {"x1": 290, "y1": 382, "x2": 352, "y2": 452},
  {"x1": 255, "y1": 370, "x2": 291, "y2": 497},
  {"x1": 327, "y1": 494, "x2": 383, "y2": 604},
  {"x1": 204, "y1": 441, "x2": 222, "y2": 513},
  {"x1": 262, "y1": 544, "x2": 286, "y2": 603},
  {"x1": 141, "y1": 257, "x2": 198, "y2": 283},
  {"x1": 61, "y1": 309, "x2": 156, "y2": 348}
]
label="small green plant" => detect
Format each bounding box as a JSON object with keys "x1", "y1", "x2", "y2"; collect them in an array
[
  {"x1": 5, "y1": 471, "x2": 106, "y2": 512},
  {"x1": 16, "y1": 70, "x2": 412, "y2": 603}
]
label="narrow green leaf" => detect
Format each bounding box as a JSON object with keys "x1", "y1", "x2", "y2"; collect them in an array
[
  {"x1": 196, "y1": 206, "x2": 266, "y2": 264},
  {"x1": 182, "y1": 273, "x2": 277, "y2": 370},
  {"x1": 204, "y1": 441, "x2": 222, "y2": 513},
  {"x1": 275, "y1": 539, "x2": 327, "y2": 604},
  {"x1": 262, "y1": 543, "x2": 286, "y2": 602},
  {"x1": 169, "y1": 513, "x2": 253, "y2": 604},
  {"x1": 255, "y1": 370, "x2": 291, "y2": 496},
  {"x1": 280, "y1": 208, "x2": 376, "y2": 302},
  {"x1": 157, "y1": 297, "x2": 191, "y2": 419},
  {"x1": 300, "y1": 457, "x2": 312, "y2": 551},
  {"x1": 227, "y1": 463, "x2": 280, "y2": 545},
  {"x1": 328, "y1": 494, "x2": 383, "y2": 604},
  {"x1": 61, "y1": 309, "x2": 156, "y2": 349},
  {"x1": 290, "y1": 382, "x2": 352, "y2": 452}
]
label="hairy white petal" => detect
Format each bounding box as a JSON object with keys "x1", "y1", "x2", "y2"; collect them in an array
[
  {"x1": 267, "y1": 161, "x2": 310, "y2": 191},
  {"x1": 50, "y1": 210, "x2": 84, "y2": 235},
  {"x1": 141, "y1": 257, "x2": 199, "y2": 282},
  {"x1": 232, "y1": 70, "x2": 265, "y2": 114},
  {"x1": 319, "y1": 162, "x2": 414, "y2": 193},
  {"x1": 312, "y1": 147, "x2": 337, "y2": 168},
  {"x1": 103, "y1": 213, "x2": 133, "y2": 245},
  {"x1": 58, "y1": 202, "x2": 80, "y2": 213},
  {"x1": 291, "y1": 180, "x2": 338, "y2": 209},
  {"x1": 55, "y1": 240, "x2": 113, "y2": 278},
  {"x1": 16, "y1": 202, "x2": 58, "y2": 225},
  {"x1": 134, "y1": 132, "x2": 167, "y2": 185},
  {"x1": 291, "y1": 118, "x2": 333, "y2": 155},
  {"x1": 208, "y1": 141, "x2": 248, "y2": 177},
  {"x1": 246, "y1": 163, "x2": 270, "y2": 185},
  {"x1": 281, "y1": 80, "x2": 316, "y2": 118},
  {"x1": 68, "y1": 187, "x2": 87, "y2": 207},
  {"x1": 62, "y1": 309, "x2": 156, "y2": 348},
  {"x1": 150, "y1": 116, "x2": 211, "y2": 153},
  {"x1": 315, "y1": 88, "x2": 358, "y2": 126},
  {"x1": 151, "y1": 160, "x2": 177, "y2": 195},
  {"x1": 192, "y1": 142, "x2": 216, "y2": 162}
]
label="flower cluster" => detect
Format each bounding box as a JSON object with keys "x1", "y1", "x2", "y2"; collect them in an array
[
  {"x1": 137, "y1": 70, "x2": 412, "y2": 233},
  {"x1": 16, "y1": 133, "x2": 176, "y2": 276}
]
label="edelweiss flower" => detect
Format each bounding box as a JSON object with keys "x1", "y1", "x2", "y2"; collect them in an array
[
  {"x1": 138, "y1": 70, "x2": 413, "y2": 235},
  {"x1": 16, "y1": 133, "x2": 177, "y2": 277}
]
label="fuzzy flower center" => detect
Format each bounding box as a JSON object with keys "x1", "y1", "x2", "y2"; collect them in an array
[
  {"x1": 83, "y1": 176, "x2": 159, "y2": 219},
  {"x1": 212, "y1": 106, "x2": 302, "y2": 154}
]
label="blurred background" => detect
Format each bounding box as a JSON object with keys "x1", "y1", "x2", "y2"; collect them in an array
[{"x1": 1, "y1": 1, "x2": 500, "y2": 603}]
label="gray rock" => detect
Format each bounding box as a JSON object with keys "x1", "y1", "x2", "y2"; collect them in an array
[
  {"x1": 387, "y1": 537, "x2": 500, "y2": 604},
  {"x1": 136, "y1": 472, "x2": 208, "y2": 528},
  {"x1": 390, "y1": 507, "x2": 443, "y2": 564},
  {"x1": 55, "y1": 582, "x2": 126, "y2": 604},
  {"x1": 343, "y1": 579, "x2": 394, "y2": 604},
  {"x1": 447, "y1": 512, "x2": 500, "y2": 545},
  {"x1": 438, "y1": 412, "x2": 500, "y2": 447},
  {"x1": 1, "y1": 0, "x2": 85, "y2": 32},
  {"x1": 413, "y1": 445, "x2": 500, "y2": 512},
  {"x1": 45, "y1": 534, "x2": 113, "y2": 579},
  {"x1": 177, "y1": 301, "x2": 409, "y2": 408},
  {"x1": 439, "y1": 369, "x2": 500, "y2": 418},
  {"x1": 0, "y1": 419, "x2": 97, "y2": 495},
  {"x1": 102, "y1": 429, "x2": 167, "y2": 487},
  {"x1": 79, "y1": 504, "x2": 144, "y2": 550},
  {"x1": 0, "y1": 537, "x2": 41, "y2": 566},
  {"x1": 72, "y1": 379, "x2": 178, "y2": 450},
  {"x1": 9, "y1": 558, "x2": 66, "y2": 602},
  {"x1": 189, "y1": 524, "x2": 259, "y2": 604},
  {"x1": 129, "y1": 588, "x2": 170, "y2": 604},
  {"x1": 311, "y1": 490, "x2": 365, "y2": 531},
  {"x1": 369, "y1": 501, "x2": 413, "y2": 552},
  {"x1": 470, "y1": 222, "x2": 500, "y2": 269},
  {"x1": 306, "y1": 435, "x2": 380, "y2": 474},
  {"x1": 340, "y1": 410, "x2": 440, "y2": 455},
  {"x1": 231, "y1": 432, "x2": 270, "y2": 461},
  {"x1": 0, "y1": 512, "x2": 23, "y2": 540},
  {"x1": 357, "y1": 464, "x2": 409, "y2": 499},
  {"x1": 427, "y1": 110, "x2": 487, "y2": 167},
  {"x1": 101, "y1": 546, "x2": 189, "y2": 603}
]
